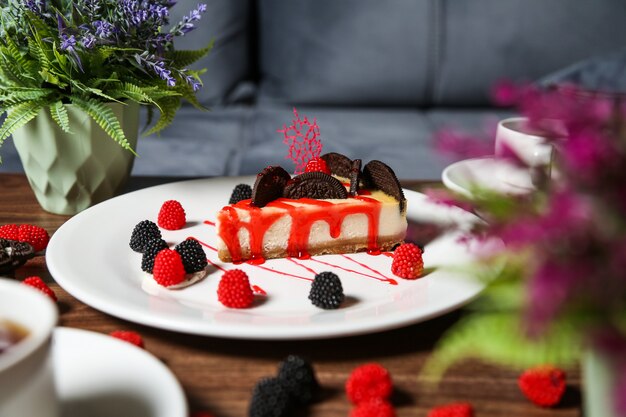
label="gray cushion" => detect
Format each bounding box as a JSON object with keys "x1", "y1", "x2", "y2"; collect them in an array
[
  {"x1": 539, "y1": 47, "x2": 626, "y2": 95},
  {"x1": 167, "y1": 0, "x2": 251, "y2": 105},
  {"x1": 436, "y1": 0, "x2": 626, "y2": 106},
  {"x1": 257, "y1": 0, "x2": 431, "y2": 106},
  {"x1": 238, "y1": 106, "x2": 443, "y2": 179},
  {"x1": 133, "y1": 106, "x2": 249, "y2": 176}
]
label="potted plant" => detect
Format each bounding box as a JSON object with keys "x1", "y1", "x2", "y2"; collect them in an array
[
  {"x1": 425, "y1": 84, "x2": 626, "y2": 416},
  {"x1": 0, "y1": 0, "x2": 212, "y2": 214}
]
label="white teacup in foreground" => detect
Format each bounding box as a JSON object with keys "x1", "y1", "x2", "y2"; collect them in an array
[
  {"x1": 495, "y1": 117, "x2": 555, "y2": 189},
  {"x1": 0, "y1": 278, "x2": 59, "y2": 417}
]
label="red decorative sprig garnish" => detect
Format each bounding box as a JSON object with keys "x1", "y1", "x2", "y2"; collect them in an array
[{"x1": 278, "y1": 108, "x2": 323, "y2": 174}]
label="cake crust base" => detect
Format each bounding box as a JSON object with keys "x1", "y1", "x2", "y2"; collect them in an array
[{"x1": 217, "y1": 235, "x2": 404, "y2": 263}]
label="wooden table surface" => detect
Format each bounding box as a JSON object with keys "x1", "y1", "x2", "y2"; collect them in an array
[{"x1": 0, "y1": 173, "x2": 582, "y2": 417}]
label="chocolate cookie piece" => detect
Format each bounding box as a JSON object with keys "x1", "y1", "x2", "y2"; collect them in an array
[
  {"x1": 251, "y1": 166, "x2": 291, "y2": 207},
  {"x1": 0, "y1": 239, "x2": 35, "y2": 273},
  {"x1": 363, "y1": 160, "x2": 406, "y2": 212},
  {"x1": 0, "y1": 247, "x2": 11, "y2": 273},
  {"x1": 284, "y1": 172, "x2": 348, "y2": 200},
  {"x1": 348, "y1": 159, "x2": 362, "y2": 197},
  {"x1": 320, "y1": 152, "x2": 353, "y2": 178}
]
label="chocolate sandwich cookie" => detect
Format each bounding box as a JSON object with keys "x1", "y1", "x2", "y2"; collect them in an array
[
  {"x1": 348, "y1": 159, "x2": 362, "y2": 197},
  {"x1": 251, "y1": 166, "x2": 292, "y2": 207},
  {"x1": 284, "y1": 172, "x2": 348, "y2": 200},
  {"x1": 320, "y1": 152, "x2": 353, "y2": 178},
  {"x1": 363, "y1": 160, "x2": 406, "y2": 212},
  {"x1": 0, "y1": 239, "x2": 35, "y2": 274}
]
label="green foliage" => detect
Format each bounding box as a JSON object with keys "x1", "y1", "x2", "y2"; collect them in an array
[
  {"x1": 422, "y1": 254, "x2": 582, "y2": 383},
  {"x1": 70, "y1": 97, "x2": 137, "y2": 154},
  {"x1": 0, "y1": 2, "x2": 212, "y2": 159},
  {"x1": 422, "y1": 312, "x2": 581, "y2": 381}
]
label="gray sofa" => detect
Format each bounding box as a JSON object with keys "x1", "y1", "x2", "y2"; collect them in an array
[{"x1": 3, "y1": 0, "x2": 626, "y2": 180}]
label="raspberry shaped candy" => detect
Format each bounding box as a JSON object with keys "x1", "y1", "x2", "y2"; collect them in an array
[
  {"x1": 518, "y1": 365, "x2": 566, "y2": 407},
  {"x1": 277, "y1": 355, "x2": 320, "y2": 405},
  {"x1": 427, "y1": 402, "x2": 474, "y2": 417},
  {"x1": 346, "y1": 363, "x2": 393, "y2": 404},
  {"x1": 109, "y1": 330, "x2": 144, "y2": 348},
  {"x1": 141, "y1": 238, "x2": 169, "y2": 273},
  {"x1": 130, "y1": 220, "x2": 162, "y2": 253},
  {"x1": 0, "y1": 224, "x2": 19, "y2": 241},
  {"x1": 152, "y1": 249, "x2": 186, "y2": 287},
  {"x1": 229, "y1": 183, "x2": 253, "y2": 204},
  {"x1": 17, "y1": 224, "x2": 50, "y2": 252},
  {"x1": 308, "y1": 271, "x2": 344, "y2": 309},
  {"x1": 217, "y1": 269, "x2": 254, "y2": 308},
  {"x1": 350, "y1": 398, "x2": 396, "y2": 417},
  {"x1": 22, "y1": 276, "x2": 57, "y2": 302},
  {"x1": 157, "y1": 200, "x2": 186, "y2": 230},
  {"x1": 249, "y1": 377, "x2": 293, "y2": 417},
  {"x1": 305, "y1": 157, "x2": 331, "y2": 175},
  {"x1": 391, "y1": 242, "x2": 423, "y2": 279},
  {"x1": 174, "y1": 239, "x2": 207, "y2": 273}
]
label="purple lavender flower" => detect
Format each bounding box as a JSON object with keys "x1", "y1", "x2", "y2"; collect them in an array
[
  {"x1": 23, "y1": 0, "x2": 44, "y2": 14},
  {"x1": 185, "y1": 74, "x2": 201, "y2": 92},
  {"x1": 59, "y1": 33, "x2": 76, "y2": 51},
  {"x1": 93, "y1": 20, "x2": 114, "y2": 39},
  {"x1": 170, "y1": 3, "x2": 207, "y2": 36},
  {"x1": 81, "y1": 33, "x2": 96, "y2": 49}
]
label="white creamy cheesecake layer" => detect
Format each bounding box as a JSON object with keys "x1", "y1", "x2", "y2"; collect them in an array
[{"x1": 216, "y1": 190, "x2": 407, "y2": 253}]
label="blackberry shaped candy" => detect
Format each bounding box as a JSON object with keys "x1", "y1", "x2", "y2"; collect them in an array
[
  {"x1": 277, "y1": 355, "x2": 320, "y2": 405},
  {"x1": 141, "y1": 238, "x2": 169, "y2": 273},
  {"x1": 174, "y1": 239, "x2": 208, "y2": 273},
  {"x1": 249, "y1": 377, "x2": 292, "y2": 417},
  {"x1": 308, "y1": 271, "x2": 345, "y2": 309},
  {"x1": 130, "y1": 220, "x2": 161, "y2": 253},
  {"x1": 229, "y1": 183, "x2": 252, "y2": 204}
]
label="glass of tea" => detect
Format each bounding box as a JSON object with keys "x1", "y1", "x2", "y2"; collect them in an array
[{"x1": 0, "y1": 278, "x2": 59, "y2": 417}]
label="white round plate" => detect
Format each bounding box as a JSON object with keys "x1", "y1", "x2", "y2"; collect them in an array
[
  {"x1": 442, "y1": 156, "x2": 534, "y2": 197},
  {"x1": 54, "y1": 327, "x2": 186, "y2": 417},
  {"x1": 48, "y1": 177, "x2": 484, "y2": 340}
]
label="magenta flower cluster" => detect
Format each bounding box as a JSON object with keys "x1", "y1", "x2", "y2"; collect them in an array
[{"x1": 434, "y1": 81, "x2": 626, "y2": 414}]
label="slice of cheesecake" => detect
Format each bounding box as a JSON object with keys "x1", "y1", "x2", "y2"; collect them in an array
[{"x1": 215, "y1": 155, "x2": 407, "y2": 263}]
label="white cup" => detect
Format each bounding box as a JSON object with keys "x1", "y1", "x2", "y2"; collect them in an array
[
  {"x1": 495, "y1": 117, "x2": 555, "y2": 189},
  {"x1": 0, "y1": 278, "x2": 59, "y2": 417}
]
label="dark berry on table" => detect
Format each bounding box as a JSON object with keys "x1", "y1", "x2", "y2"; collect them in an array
[
  {"x1": 249, "y1": 377, "x2": 293, "y2": 417},
  {"x1": 308, "y1": 271, "x2": 345, "y2": 309},
  {"x1": 130, "y1": 220, "x2": 161, "y2": 253},
  {"x1": 141, "y1": 238, "x2": 169, "y2": 273},
  {"x1": 174, "y1": 239, "x2": 208, "y2": 273},
  {"x1": 277, "y1": 355, "x2": 320, "y2": 405},
  {"x1": 229, "y1": 183, "x2": 253, "y2": 204}
]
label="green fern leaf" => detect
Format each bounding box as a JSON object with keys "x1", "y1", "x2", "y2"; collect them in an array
[
  {"x1": 70, "y1": 97, "x2": 137, "y2": 155},
  {"x1": 0, "y1": 88, "x2": 54, "y2": 106},
  {"x1": 109, "y1": 82, "x2": 157, "y2": 106},
  {"x1": 144, "y1": 97, "x2": 180, "y2": 136},
  {"x1": 4, "y1": 37, "x2": 38, "y2": 79},
  {"x1": 0, "y1": 100, "x2": 43, "y2": 146},
  {"x1": 28, "y1": 38, "x2": 48, "y2": 73},
  {"x1": 49, "y1": 101, "x2": 70, "y2": 133},
  {"x1": 165, "y1": 40, "x2": 214, "y2": 67},
  {"x1": 0, "y1": 55, "x2": 34, "y2": 86}
]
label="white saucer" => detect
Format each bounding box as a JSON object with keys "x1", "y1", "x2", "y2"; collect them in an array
[
  {"x1": 54, "y1": 327, "x2": 187, "y2": 417},
  {"x1": 442, "y1": 156, "x2": 534, "y2": 197}
]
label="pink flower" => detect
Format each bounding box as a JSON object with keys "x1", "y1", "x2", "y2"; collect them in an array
[
  {"x1": 490, "y1": 79, "x2": 525, "y2": 107},
  {"x1": 433, "y1": 128, "x2": 494, "y2": 160}
]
